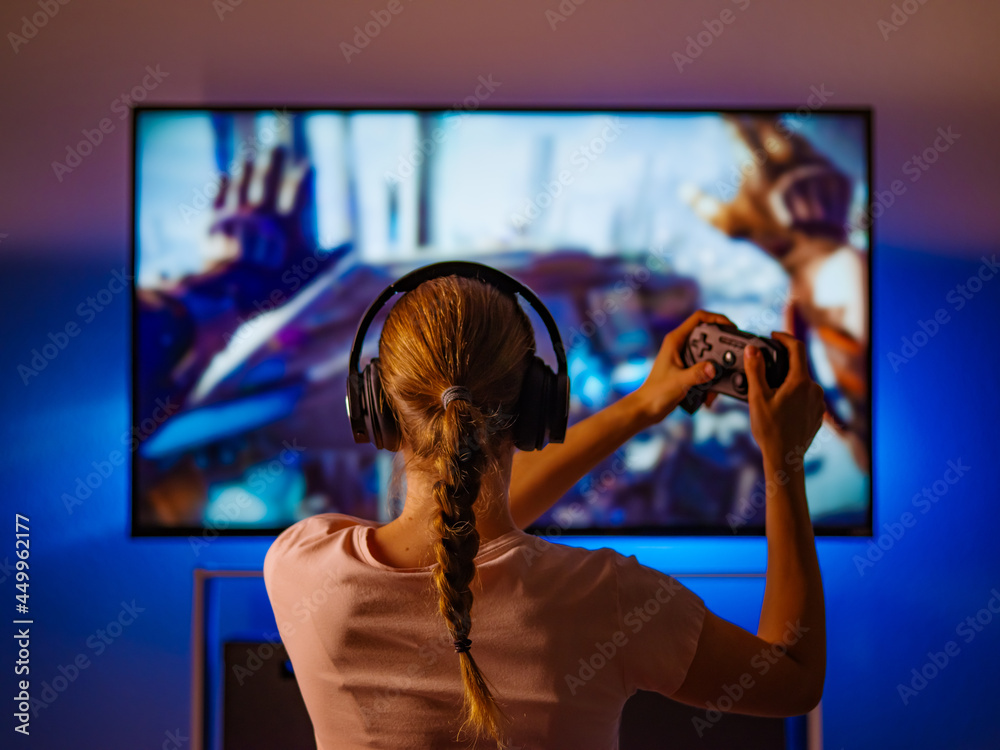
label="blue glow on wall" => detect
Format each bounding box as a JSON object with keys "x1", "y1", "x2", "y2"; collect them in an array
[{"x1": 0, "y1": 244, "x2": 998, "y2": 748}]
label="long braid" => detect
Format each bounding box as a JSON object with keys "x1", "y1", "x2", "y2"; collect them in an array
[
  {"x1": 432, "y1": 397, "x2": 508, "y2": 746},
  {"x1": 377, "y1": 275, "x2": 534, "y2": 747}
]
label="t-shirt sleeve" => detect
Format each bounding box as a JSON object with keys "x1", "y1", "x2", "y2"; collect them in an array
[
  {"x1": 263, "y1": 513, "x2": 365, "y2": 593},
  {"x1": 614, "y1": 552, "x2": 706, "y2": 697}
]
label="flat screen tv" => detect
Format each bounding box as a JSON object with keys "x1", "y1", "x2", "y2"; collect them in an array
[{"x1": 130, "y1": 106, "x2": 872, "y2": 537}]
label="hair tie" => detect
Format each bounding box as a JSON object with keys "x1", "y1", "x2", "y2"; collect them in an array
[
  {"x1": 454, "y1": 637, "x2": 472, "y2": 654},
  {"x1": 441, "y1": 386, "x2": 472, "y2": 409}
]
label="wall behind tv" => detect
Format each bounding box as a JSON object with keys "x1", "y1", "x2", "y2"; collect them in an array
[{"x1": 1, "y1": 1, "x2": 998, "y2": 748}]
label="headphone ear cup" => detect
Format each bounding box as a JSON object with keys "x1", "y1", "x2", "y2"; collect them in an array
[
  {"x1": 363, "y1": 358, "x2": 400, "y2": 451},
  {"x1": 549, "y1": 370, "x2": 569, "y2": 443},
  {"x1": 515, "y1": 356, "x2": 552, "y2": 452}
]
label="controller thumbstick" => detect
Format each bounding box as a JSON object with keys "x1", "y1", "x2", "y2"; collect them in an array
[
  {"x1": 732, "y1": 370, "x2": 748, "y2": 395},
  {"x1": 706, "y1": 361, "x2": 725, "y2": 385}
]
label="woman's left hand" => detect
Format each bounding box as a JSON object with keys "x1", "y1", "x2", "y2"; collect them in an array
[
  {"x1": 508, "y1": 309, "x2": 736, "y2": 529},
  {"x1": 632, "y1": 310, "x2": 736, "y2": 428}
]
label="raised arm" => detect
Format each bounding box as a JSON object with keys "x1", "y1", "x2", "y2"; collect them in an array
[
  {"x1": 508, "y1": 310, "x2": 734, "y2": 529},
  {"x1": 669, "y1": 332, "x2": 827, "y2": 716}
]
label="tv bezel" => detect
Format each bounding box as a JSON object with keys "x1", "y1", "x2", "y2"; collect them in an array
[{"x1": 129, "y1": 104, "x2": 874, "y2": 539}]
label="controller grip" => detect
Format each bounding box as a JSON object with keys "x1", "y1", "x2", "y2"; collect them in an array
[
  {"x1": 679, "y1": 322, "x2": 790, "y2": 413},
  {"x1": 679, "y1": 385, "x2": 707, "y2": 414}
]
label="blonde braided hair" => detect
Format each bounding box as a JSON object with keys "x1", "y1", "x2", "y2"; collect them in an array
[{"x1": 378, "y1": 274, "x2": 535, "y2": 746}]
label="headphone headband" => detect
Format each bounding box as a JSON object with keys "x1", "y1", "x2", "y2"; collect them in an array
[
  {"x1": 348, "y1": 261, "x2": 567, "y2": 378},
  {"x1": 346, "y1": 260, "x2": 569, "y2": 450}
]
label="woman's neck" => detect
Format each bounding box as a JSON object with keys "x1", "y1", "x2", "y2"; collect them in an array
[{"x1": 368, "y1": 454, "x2": 520, "y2": 569}]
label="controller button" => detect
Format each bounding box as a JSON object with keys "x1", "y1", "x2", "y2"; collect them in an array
[
  {"x1": 732, "y1": 371, "x2": 748, "y2": 394},
  {"x1": 690, "y1": 332, "x2": 712, "y2": 358},
  {"x1": 723, "y1": 350, "x2": 736, "y2": 366}
]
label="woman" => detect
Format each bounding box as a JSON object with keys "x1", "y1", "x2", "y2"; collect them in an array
[{"x1": 264, "y1": 272, "x2": 827, "y2": 749}]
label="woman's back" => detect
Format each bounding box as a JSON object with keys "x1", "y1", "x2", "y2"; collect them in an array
[
  {"x1": 264, "y1": 268, "x2": 826, "y2": 745},
  {"x1": 264, "y1": 513, "x2": 705, "y2": 750}
]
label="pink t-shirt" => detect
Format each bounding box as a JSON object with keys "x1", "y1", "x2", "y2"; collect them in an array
[{"x1": 263, "y1": 513, "x2": 705, "y2": 750}]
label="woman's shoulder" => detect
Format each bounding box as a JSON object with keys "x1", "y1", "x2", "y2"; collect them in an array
[
  {"x1": 515, "y1": 538, "x2": 692, "y2": 595},
  {"x1": 264, "y1": 513, "x2": 375, "y2": 575},
  {"x1": 512, "y1": 536, "x2": 626, "y2": 581}
]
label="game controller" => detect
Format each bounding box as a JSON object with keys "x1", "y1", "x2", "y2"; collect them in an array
[{"x1": 679, "y1": 323, "x2": 790, "y2": 414}]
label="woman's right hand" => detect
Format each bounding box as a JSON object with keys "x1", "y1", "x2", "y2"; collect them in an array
[
  {"x1": 672, "y1": 329, "x2": 828, "y2": 719},
  {"x1": 744, "y1": 332, "x2": 826, "y2": 467}
]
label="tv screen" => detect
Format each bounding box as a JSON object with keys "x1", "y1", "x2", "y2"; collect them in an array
[{"x1": 131, "y1": 107, "x2": 871, "y2": 536}]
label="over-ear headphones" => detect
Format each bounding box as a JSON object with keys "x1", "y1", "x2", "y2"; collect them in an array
[{"x1": 345, "y1": 261, "x2": 569, "y2": 452}]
